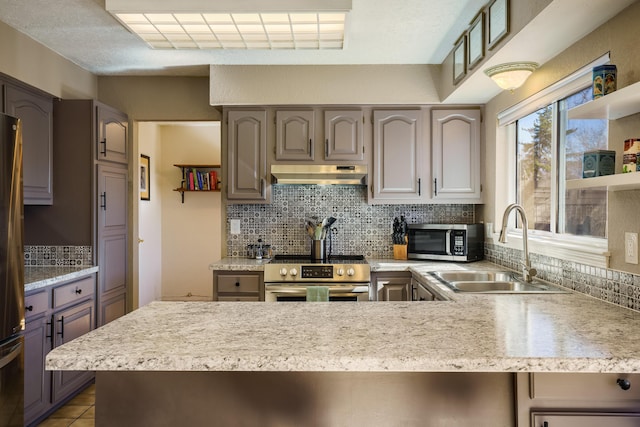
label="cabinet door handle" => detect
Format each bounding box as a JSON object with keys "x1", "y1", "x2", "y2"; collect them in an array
[
  {"x1": 260, "y1": 178, "x2": 266, "y2": 198},
  {"x1": 99, "y1": 139, "x2": 107, "y2": 156},
  {"x1": 235, "y1": 282, "x2": 240, "y2": 287},
  {"x1": 46, "y1": 318, "x2": 53, "y2": 340},
  {"x1": 434, "y1": 178, "x2": 438, "y2": 197},
  {"x1": 617, "y1": 378, "x2": 631, "y2": 390},
  {"x1": 26, "y1": 305, "x2": 33, "y2": 312},
  {"x1": 543, "y1": 422, "x2": 548, "y2": 427},
  {"x1": 309, "y1": 138, "x2": 312, "y2": 154},
  {"x1": 417, "y1": 178, "x2": 421, "y2": 196},
  {"x1": 100, "y1": 192, "x2": 107, "y2": 210},
  {"x1": 57, "y1": 316, "x2": 64, "y2": 339},
  {"x1": 75, "y1": 287, "x2": 82, "y2": 295},
  {"x1": 325, "y1": 139, "x2": 329, "y2": 158}
]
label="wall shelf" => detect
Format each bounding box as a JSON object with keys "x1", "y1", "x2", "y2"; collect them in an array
[
  {"x1": 568, "y1": 80, "x2": 640, "y2": 120},
  {"x1": 566, "y1": 172, "x2": 640, "y2": 191},
  {"x1": 173, "y1": 164, "x2": 221, "y2": 203}
]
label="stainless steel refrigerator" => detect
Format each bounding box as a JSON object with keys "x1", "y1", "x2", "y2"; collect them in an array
[{"x1": 0, "y1": 112, "x2": 24, "y2": 426}]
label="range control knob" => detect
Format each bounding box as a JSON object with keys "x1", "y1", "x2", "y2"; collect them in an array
[
  {"x1": 346, "y1": 268, "x2": 355, "y2": 276},
  {"x1": 289, "y1": 268, "x2": 298, "y2": 277},
  {"x1": 336, "y1": 268, "x2": 345, "y2": 276},
  {"x1": 279, "y1": 268, "x2": 288, "y2": 277}
]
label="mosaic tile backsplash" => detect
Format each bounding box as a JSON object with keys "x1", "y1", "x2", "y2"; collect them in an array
[
  {"x1": 485, "y1": 243, "x2": 640, "y2": 312},
  {"x1": 226, "y1": 185, "x2": 476, "y2": 258},
  {"x1": 24, "y1": 245, "x2": 93, "y2": 267}
]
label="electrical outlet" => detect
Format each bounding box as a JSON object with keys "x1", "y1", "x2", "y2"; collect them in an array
[
  {"x1": 230, "y1": 219, "x2": 241, "y2": 235},
  {"x1": 625, "y1": 232, "x2": 638, "y2": 264}
]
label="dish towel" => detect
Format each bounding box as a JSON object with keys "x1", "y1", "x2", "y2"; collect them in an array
[{"x1": 307, "y1": 286, "x2": 330, "y2": 302}]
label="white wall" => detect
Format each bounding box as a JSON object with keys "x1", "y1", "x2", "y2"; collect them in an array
[
  {"x1": 160, "y1": 123, "x2": 222, "y2": 300},
  {"x1": 137, "y1": 123, "x2": 163, "y2": 307}
]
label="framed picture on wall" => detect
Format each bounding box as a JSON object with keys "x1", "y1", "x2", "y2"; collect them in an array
[
  {"x1": 487, "y1": 0, "x2": 509, "y2": 50},
  {"x1": 467, "y1": 12, "x2": 484, "y2": 69},
  {"x1": 453, "y1": 35, "x2": 467, "y2": 84},
  {"x1": 140, "y1": 154, "x2": 150, "y2": 201}
]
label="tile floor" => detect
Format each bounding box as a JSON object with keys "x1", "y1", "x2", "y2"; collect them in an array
[{"x1": 36, "y1": 383, "x2": 95, "y2": 427}]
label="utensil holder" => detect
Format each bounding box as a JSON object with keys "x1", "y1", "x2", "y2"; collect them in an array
[{"x1": 311, "y1": 239, "x2": 327, "y2": 261}]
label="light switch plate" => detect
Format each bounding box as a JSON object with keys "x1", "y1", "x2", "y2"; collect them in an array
[
  {"x1": 625, "y1": 232, "x2": 638, "y2": 264},
  {"x1": 230, "y1": 219, "x2": 241, "y2": 235}
]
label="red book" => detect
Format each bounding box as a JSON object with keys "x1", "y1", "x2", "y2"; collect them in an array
[
  {"x1": 188, "y1": 171, "x2": 195, "y2": 190},
  {"x1": 210, "y1": 170, "x2": 217, "y2": 190}
]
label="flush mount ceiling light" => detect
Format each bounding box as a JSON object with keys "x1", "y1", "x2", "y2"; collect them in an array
[
  {"x1": 484, "y1": 62, "x2": 539, "y2": 92},
  {"x1": 105, "y1": 0, "x2": 351, "y2": 50}
]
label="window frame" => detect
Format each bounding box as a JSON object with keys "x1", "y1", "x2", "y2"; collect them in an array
[{"x1": 494, "y1": 53, "x2": 611, "y2": 268}]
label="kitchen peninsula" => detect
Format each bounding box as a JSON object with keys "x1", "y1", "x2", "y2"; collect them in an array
[{"x1": 46, "y1": 262, "x2": 640, "y2": 426}]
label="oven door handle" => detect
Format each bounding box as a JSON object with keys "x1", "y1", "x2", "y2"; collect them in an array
[{"x1": 266, "y1": 284, "x2": 370, "y2": 294}]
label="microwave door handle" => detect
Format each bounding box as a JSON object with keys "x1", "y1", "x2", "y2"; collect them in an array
[{"x1": 445, "y1": 230, "x2": 452, "y2": 255}]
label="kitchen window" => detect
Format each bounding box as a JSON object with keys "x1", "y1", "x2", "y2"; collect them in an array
[
  {"x1": 496, "y1": 54, "x2": 611, "y2": 266},
  {"x1": 515, "y1": 86, "x2": 608, "y2": 238}
]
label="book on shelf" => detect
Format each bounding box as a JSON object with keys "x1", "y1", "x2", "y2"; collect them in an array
[{"x1": 209, "y1": 170, "x2": 217, "y2": 190}]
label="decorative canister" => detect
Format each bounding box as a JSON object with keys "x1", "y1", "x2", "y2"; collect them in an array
[
  {"x1": 623, "y1": 139, "x2": 640, "y2": 173},
  {"x1": 592, "y1": 65, "x2": 617, "y2": 99}
]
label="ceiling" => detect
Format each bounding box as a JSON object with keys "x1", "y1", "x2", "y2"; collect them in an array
[{"x1": 0, "y1": 0, "x2": 487, "y2": 76}]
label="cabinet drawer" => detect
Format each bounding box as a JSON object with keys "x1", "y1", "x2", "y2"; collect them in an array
[
  {"x1": 217, "y1": 296, "x2": 261, "y2": 302},
  {"x1": 533, "y1": 412, "x2": 640, "y2": 426},
  {"x1": 25, "y1": 291, "x2": 48, "y2": 318},
  {"x1": 531, "y1": 373, "x2": 640, "y2": 401},
  {"x1": 217, "y1": 275, "x2": 260, "y2": 293},
  {"x1": 53, "y1": 276, "x2": 95, "y2": 309}
]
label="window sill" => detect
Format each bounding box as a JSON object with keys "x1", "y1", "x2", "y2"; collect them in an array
[{"x1": 486, "y1": 231, "x2": 610, "y2": 268}]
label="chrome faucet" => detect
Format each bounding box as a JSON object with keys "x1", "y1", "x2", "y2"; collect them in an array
[{"x1": 498, "y1": 203, "x2": 537, "y2": 282}]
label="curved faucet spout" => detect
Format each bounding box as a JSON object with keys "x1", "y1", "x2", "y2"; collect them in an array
[{"x1": 499, "y1": 203, "x2": 537, "y2": 282}]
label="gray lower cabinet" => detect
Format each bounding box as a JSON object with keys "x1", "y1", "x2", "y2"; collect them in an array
[
  {"x1": 24, "y1": 274, "x2": 96, "y2": 427},
  {"x1": 3, "y1": 80, "x2": 54, "y2": 205},
  {"x1": 532, "y1": 412, "x2": 640, "y2": 426},
  {"x1": 516, "y1": 373, "x2": 640, "y2": 426},
  {"x1": 372, "y1": 272, "x2": 412, "y2": 301},
  {"x1": 411, "y1": 277, "x2": 436, "y2": 301},
  {"x1": 213, "y1": 271, "x2": 264, "y2": 301}
]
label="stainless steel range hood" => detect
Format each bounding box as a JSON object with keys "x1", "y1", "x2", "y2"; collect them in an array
[{"x1": 271, "y1": 164, "x2": 367, "y2": 185}]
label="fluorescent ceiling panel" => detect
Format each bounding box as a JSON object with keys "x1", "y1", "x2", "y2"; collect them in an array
[{"x1": 107, "y1": 0, "x2": 350, "y2": 50}]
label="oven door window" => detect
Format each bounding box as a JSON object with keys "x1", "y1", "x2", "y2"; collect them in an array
[
  {"x1": 265, "y1": 284, "x2": 369, "y2": 302},
  {"x1": 408, "y1": 229, "x2": 449, "y2": 255}
]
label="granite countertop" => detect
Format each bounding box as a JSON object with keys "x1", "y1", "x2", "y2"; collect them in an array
[
  {"x1": 46, "y1": 259, "x2": 640, "y2": 374},
  {"x1": 25, "y1": 265, "x2": 99, "y2": 292}
]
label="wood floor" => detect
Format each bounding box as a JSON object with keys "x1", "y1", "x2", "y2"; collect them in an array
[{"x1": 36, "y1": 384, "x2": 95, "y2": 427}]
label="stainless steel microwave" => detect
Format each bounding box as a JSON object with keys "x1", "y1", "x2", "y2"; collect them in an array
[{"x1": 407, "y1": 224, "x2": 484, "y2": 262}]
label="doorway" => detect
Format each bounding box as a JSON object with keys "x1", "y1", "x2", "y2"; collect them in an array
[{"x1": 135, "y1": 121, "x2": 222, "y2": 308}]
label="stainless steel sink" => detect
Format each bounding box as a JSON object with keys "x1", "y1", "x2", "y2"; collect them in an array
[
  {"x1": 431, "y1": 271, "x2": 514, "y2": 283},
  {"x1": 428, "y1": 271, "x2": 568, "y2": 294}
]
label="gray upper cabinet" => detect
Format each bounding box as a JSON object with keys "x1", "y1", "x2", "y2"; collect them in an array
[
  {"x1": 371, "y1": 110, "x2": 425, "y2": 204},
  {"x1": 96, "y1": 104, "x2": 128, "y2": 164},
  {"x1": 4, "y1": 83, "x2": 53, "y2": 205},
  {"x1": 226, "y1": 110, "x2": 269, "y2": 203},
  {"x1": 275, "y1": 110, "x2": 314, "y2": 161},
  {"x1": 324, "y1": 110, "x2": 364, "y2": 161},
  {"x1": 431, "y1": 109, "x2": 482, "y2": 203}
]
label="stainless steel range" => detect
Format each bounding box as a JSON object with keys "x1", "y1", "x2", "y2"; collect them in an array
[{"x1": 264, "y1": 255, "x2": 371, "y2": 302}]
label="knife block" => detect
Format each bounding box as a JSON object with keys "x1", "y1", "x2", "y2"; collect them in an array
[{"x1": 393, "y1": 244, "x2": 407, "y2": 260}]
